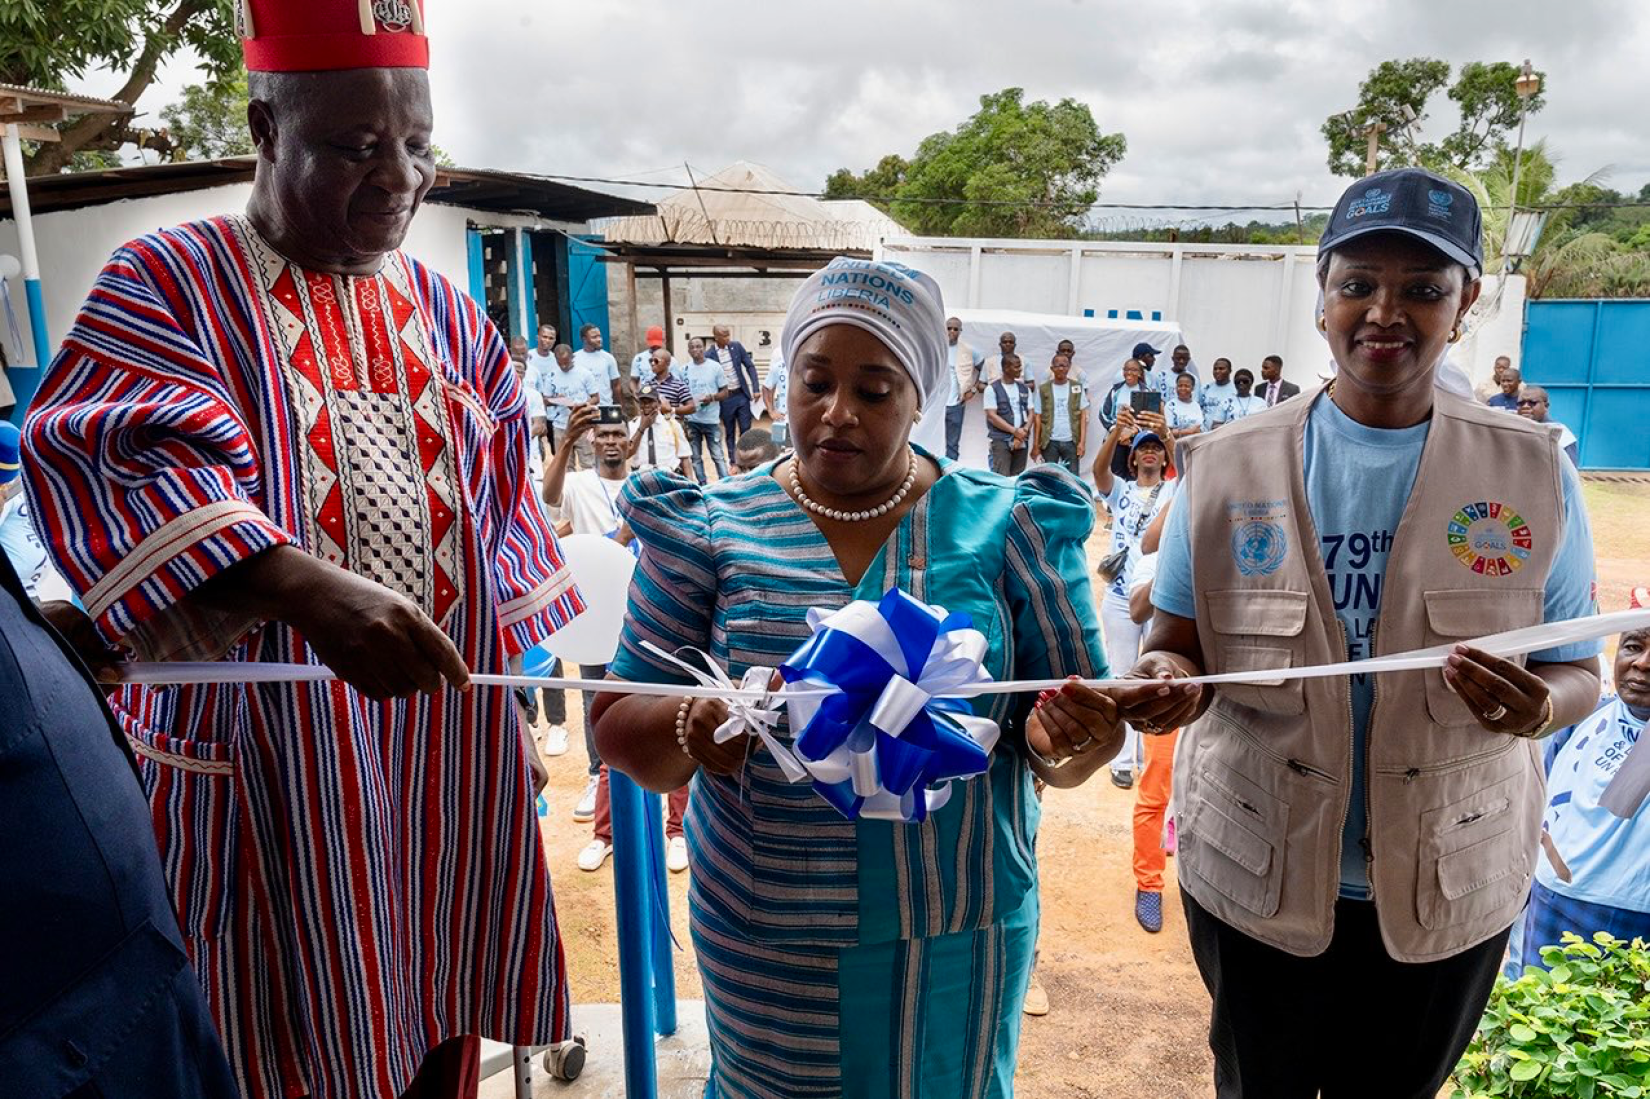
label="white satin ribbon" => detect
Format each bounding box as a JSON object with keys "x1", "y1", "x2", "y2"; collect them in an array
[{"x1": 117, "y1": 608, "x2": 1649, "y2": 699}]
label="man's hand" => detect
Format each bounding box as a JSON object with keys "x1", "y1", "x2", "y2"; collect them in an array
[
  {"x1": 565, "y1": 402, "x2": 600, "y2": 442},
  {"x1": 531, "y1": 417, "x2": 548, "y2": 439},
  {"x1": 286, "y1": 562, "x2": 470, "y2": 700},
  {"x1": 40, "y1": 601, "x2": 128, "y2": 692}
]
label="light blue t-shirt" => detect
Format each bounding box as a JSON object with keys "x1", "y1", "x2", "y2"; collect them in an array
[
  {"x1": 1101, "y1": 477, "x2": 1176, "y2": 605},
  {"x1": 1167, "y1": 396, "x2": 1205, "y2": 433},
  {"x1": 1154, "y1": 395, "x2": 1600, "y2": 898},
  {"x1": 630, "y1": 350, "x2": 656, "y2": 380},
  {"x1": 1151, "y1": 366, "x2": 1200, "y2": 404},
  {"x1": 574, "y1": 348, "x2": 620, "y2": 400},
  {"x1": 1201, "y1": 380, "x2": 1237, "y2": 424},
  {"x1": 533, "y1": 362, "x2": 602, "y2": 429},
  {"x1": 766, "y1": 354, "x2": 789, "y2": 412},
  {"x1": 685, "y1": 358, "x2": 725, "y2": 425},
  {"x1": 1538, "y1": 695, "x2": 1650, "y2": 912},
  {"x1": 1041, "y1": 380, "x2": 1089, "y2": 443},
  {"x1": 1221, "y1": 393, "x2": 1268, "y2": 423}
]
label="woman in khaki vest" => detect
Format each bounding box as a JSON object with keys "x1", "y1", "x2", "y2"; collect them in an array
[{"x1": 1115, "y1": 168, "x2": 1604, "y2": 1099}]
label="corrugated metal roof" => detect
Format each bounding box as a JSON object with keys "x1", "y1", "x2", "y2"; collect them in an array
[
  {"x1": 0, "y1": 84, "x2": 130, "y2": 113},
  {"x1": 0, "y1": 157, "x2": 653, "y2": 223}
]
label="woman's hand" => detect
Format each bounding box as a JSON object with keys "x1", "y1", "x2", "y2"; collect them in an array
[
  {"x1": 1110, "y1": 652, "x2": 1204, "y2": 733},
  {"x1": 1443, "y1": 645, "x2": 1552, "y2": 735},
  {"x1": 1026, "y1": 677, "x2": 1123, "y2": 763},
  {"x1": 678, "y1": 696, "x2": 750, "y2": 775}
]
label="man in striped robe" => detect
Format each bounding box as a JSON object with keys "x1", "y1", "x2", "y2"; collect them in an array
[{"x1": 21, "y1": 3, "x2": 581, "y2": 1096}]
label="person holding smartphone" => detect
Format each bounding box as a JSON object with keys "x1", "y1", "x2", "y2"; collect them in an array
[{"x1": 1092, "y1": 412, "x2": 1177, "y2": 790}]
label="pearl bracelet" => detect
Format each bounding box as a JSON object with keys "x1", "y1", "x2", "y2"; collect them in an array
[{"x1": 675, "y1": 696, "x2": 694, "y2": 756}]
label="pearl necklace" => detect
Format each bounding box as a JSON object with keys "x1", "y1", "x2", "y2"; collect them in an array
[{"x1": 789, "y1": 451, "x2": 917, "y2": 522}]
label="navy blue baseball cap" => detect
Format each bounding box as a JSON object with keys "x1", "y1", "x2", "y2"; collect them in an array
[
  {"x1": 1131, "y1": 342, "x2": 1161, "y2": 358},
  {"x1": 1318, "y1": 168, "x2": 1483, "y2": 277},
  {"x1": 0, "y1": 421, "x2": 19, "y2": 485}
]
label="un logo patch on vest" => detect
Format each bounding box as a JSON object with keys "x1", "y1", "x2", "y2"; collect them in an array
[
  {"x1": 1447, "y1": 501, "x2": 1533, "y2": 576},
  {"x1": 1232, "y1": 520, "x2": 1288, "y2": 577}
]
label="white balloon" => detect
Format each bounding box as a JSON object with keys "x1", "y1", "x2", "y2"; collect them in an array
[
  {"x1": 0, "y1": 254, "x2": 20, "y2": 280},
  {"x1": 539, "y1": 533, "x2": 637, "y2": 667}
]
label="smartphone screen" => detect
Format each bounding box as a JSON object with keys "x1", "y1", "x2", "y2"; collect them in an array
[{"x1": 1130, "y1": 391, "x2": 1163, "y2": 415}]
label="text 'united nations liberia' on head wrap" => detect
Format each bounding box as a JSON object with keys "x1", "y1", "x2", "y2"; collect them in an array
[{"x1": 780, "y1": 257, "x2": 949, "y2": 412}]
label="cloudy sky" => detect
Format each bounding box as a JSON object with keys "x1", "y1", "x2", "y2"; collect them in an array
[{"x1": 111, "y1": 0, "x2": 1650, "y2": 228}]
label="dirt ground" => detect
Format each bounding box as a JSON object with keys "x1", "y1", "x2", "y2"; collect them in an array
[{"x1": 532, "y1": 477, "x2": 1649, "y2": 1098}]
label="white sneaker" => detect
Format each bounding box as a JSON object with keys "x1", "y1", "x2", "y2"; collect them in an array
[
  {"x1": 544, "y1": 724, "x2": 570, "y2": 757},
  {"x1": 572, "y1": 774, "x2": 599, "y2": 822},
  {"x1": 667, "y1": 836, "x2": 689, "y2": 873},
  {"x1": 577, "y1": 839, "x2": 612, "y2": 872}
]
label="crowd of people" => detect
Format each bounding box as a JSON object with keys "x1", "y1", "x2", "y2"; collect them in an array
[{"x1": 2, "y1": 8, "x2": 1643, "y2": 1098}]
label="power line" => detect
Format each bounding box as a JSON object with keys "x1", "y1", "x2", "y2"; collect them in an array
[{"x1": 545, "y1": 169, "x2": 1650, "y2": 215}]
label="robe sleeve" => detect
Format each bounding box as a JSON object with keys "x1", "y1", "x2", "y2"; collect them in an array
[
  {"x1": 21, "y1": 244, "x2": 292, "y2": 652},
  {"x1": 1004, "y1": 466, "x2": 1107, "y2": 681},
  {"x1": 467, "y1": 302, "x2": 583, "y2": 655}
]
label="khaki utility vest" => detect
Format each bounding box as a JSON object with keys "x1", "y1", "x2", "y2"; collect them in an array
[
  {"x1": 1036, "y1": 379, "x2": 1085, "y2": 450},
  {"x1": 1173, "y1": 384, "x2": 1566, "y2": 962}
]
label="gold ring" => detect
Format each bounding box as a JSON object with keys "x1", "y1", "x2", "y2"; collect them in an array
[{"x1": 1484, "y1": 703, "x2": 1508, "y2": 722}]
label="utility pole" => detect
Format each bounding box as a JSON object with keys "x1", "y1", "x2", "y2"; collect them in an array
[{"x1": 1363, "y1": 121, "x2": 1387, "y2": 174}]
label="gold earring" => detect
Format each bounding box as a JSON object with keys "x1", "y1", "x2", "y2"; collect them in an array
[
  {"x1": 1317, "y1": 315, "x2": 1327, "y2": 334},
  {"x1": 1449, "y1": 324, "x2": 1464, "y2": 344}
]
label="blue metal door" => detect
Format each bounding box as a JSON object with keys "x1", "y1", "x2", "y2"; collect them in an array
[
  {"x1": 557, "y1": 234, "x2": 612, "y2": 343},
  {"x1": 1522, "y1": 299, "x2": 1650, "y2": 470}
]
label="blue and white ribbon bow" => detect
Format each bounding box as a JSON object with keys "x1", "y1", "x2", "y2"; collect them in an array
[{"x1": 776, "y1": 589, "x2": 999, "y2": 823}]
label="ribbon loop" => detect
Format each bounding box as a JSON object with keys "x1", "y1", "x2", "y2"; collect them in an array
[{"x1": 778, "y1": 589, "x2": 999, "y2": 823}]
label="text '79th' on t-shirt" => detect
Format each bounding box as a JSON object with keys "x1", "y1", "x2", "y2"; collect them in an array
[{"x1": 1152, "y1": 394, "x2": 1600, "y2": 899}]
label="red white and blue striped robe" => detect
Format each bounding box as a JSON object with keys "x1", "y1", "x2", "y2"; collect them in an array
[{"x1": 22, "y1": 215, "x2": 583, "y2": 1099}]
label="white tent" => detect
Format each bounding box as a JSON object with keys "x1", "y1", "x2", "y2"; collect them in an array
[
  {"x1": 595, "y1": 162, "x2": 905, "y2": 252},
  {"x1": 913, "y1": 308, "x2": 1184, "y2": 478}
]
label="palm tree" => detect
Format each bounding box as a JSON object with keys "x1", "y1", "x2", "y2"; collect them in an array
[{"x1": 1441, "y1": 142, "x2": 1650, "y2": 298}]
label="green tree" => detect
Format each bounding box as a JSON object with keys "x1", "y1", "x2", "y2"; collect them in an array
[
  {"x1": 823, "y1": 154, "x2": 909, "y2": 211},
  {"x1": 1322, "y1": 58, "x2": 1546, "y2": 178},
  {"x1": 0, "y1": 0, "x2": 239, "y2": 173},
  {"x1": 160, "y1": 72, "x2": 252, "y2": 159},
  {"x1": 823, "y1": 89, "x2": 1126, "y2": 238}
]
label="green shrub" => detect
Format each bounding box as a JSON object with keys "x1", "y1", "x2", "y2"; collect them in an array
[{"x1": 1452, "y1": 932, "x2": 1650, "y2": 1098}]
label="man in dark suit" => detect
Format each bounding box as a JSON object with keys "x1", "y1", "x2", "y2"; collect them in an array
[
  {"x1": 709, "y1": 323, "x2": 761, "y2": 466},
  {"x1": 0, "y1": 551, "x2": 237, "y2": 1097},
  {"x1": 1256, "y1": 354, "x2": 1301, "y2": 406}
]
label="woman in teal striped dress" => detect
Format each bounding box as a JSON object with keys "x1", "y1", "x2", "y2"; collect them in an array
[{"x1": 592, "y1": 257, "x2": 1124, "y2": 1098}]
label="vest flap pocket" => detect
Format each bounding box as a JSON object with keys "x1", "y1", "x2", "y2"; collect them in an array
[
  {"x1": 1415, "y1": 774, "x2": 1530, "y2": 930},
  {"x1": 1214, "y1": 645, "x2": 1305, "y2": 715},
  {"x1": 1186, "y1": 765, "x2": 1288, "y2": 918},
  {"x1": 1422, "y1": 588, "x2": 1545, "y2": 728},
  {"x1": 1206, "y1": 589, "x2": 1310, "y2": 637},
  {"x1": 1423, "y1": 588, "x2": 1544, "y2": 638}
]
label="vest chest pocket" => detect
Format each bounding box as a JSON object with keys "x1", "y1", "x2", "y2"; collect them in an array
[
  {"x1": 1204, "y1": 589, "x2": 1310, "y2": 716},
  {"x1": 1421, "y1": 589, "x2": 1544, "y2": 728}
]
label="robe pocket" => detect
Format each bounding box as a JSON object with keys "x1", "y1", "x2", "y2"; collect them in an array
[
  {"x1": 1205, "y1": 589, "x2": 1309, "y2": 715},
  {"x1": 1415, "y1": 774, "x2": 1527, "y2": 931},
  {"x1": 441, "y1": 376, "x2": 500, "y2": 444},
  {"x1": 1421, "y1": 589, "x2": 1544, "y2": 728},
  {"x1": 1186, "y1": 765, "x2": 1289, "y2": 918},
  {"x1": 124, "y1": 722, "x2": 240, "y2": 941}
]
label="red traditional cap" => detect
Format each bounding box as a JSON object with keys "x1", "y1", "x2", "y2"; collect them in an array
[{"x1": 239, "y1": 0, "x2": 429, "y2": 73}]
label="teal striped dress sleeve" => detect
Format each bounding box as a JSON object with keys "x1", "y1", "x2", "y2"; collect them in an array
[
  {"x1": 612, "y1": 469, "x2": 714, "y2": 684},
  {"x1": 1004, "y1": 467, "x2": 1108, "y2": 680}
]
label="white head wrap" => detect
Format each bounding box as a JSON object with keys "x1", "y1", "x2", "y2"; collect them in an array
[{"x1": 780, "y1": 257, "x2": 948, "y2": 412}]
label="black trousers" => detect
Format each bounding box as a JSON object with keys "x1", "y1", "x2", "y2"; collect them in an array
[
  {"x1": 720, "y1": 393, "x2": 753, "y2": 462},
  {"x1": 1181, "y1": 888, "x2": 1506, "y2": 1099}
]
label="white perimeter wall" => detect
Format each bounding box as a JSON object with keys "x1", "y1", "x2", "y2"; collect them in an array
[
  {"x1": 879, "y1": 236, "x2": 1526, "y2": 392},
  {"x1": 0, "y1": 184, "x2": 581, "y2": 355}
]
